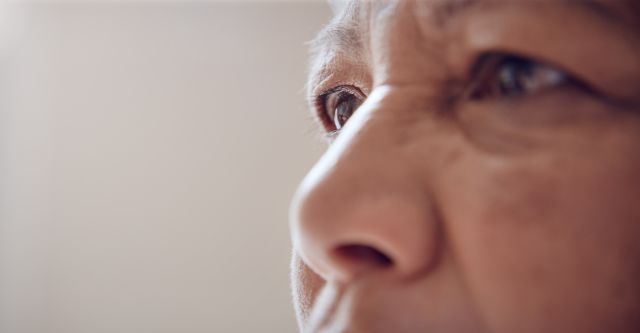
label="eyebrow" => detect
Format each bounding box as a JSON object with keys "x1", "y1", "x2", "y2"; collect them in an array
[{"x1": 308, "y1": 18, "x2": 362, "y2": 62}]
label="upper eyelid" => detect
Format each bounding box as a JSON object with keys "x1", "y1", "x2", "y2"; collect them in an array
[
  {"x1": 320, "y1": 85, "x2": 367, "y2": 99},
  {"x1": 315, "y1": 85, "x2": 367, "y2": 120},
  {"x1": 311, "y1": 76, "x2": 369, "y2": 101}
]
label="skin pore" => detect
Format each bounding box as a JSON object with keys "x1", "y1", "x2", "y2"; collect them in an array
[{"x1": 290, "y1": 1, "x2": 640, "y2": 333}]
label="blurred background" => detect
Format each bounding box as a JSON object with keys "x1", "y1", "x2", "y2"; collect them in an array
[{"x1": 0, "y1": 2, "x2": 330, "y2": 332}]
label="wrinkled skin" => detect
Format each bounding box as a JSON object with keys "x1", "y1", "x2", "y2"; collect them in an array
[{"x1": 289, "y1": 1, "x2": 640, "y2": 332}]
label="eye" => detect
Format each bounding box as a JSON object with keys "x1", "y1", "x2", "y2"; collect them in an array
[
  {"x1": 468, "y1": 54, "x2": 572, "y2": 100},
  {"x1": 316, "y1": 86, "x2": 365, "y2": 132}
]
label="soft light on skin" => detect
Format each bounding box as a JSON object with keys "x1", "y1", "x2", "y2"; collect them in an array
[{"x1": 290, "y1": 0, "x2": 640, "y2": 332}]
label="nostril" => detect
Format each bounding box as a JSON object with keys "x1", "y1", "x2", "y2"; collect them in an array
[{"x1": 334, "y1": 244, "x2": 394, "y2": 271}]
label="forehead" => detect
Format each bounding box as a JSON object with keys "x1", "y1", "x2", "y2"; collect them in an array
[{"x1": 314, "y1": 0, "x2": 638, "y2": 51}]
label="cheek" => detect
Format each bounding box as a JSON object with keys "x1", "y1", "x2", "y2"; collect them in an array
[
  {"x1": 291, "y1": 254, "x2": 325, "y2": 326},
  {"x1": 438, "y1": 123, "x2": 640, "y2": 332}
]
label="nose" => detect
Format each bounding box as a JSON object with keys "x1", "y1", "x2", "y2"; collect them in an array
[{"x1": 290, "y1": 87, "x2": 442, "y2": 282}]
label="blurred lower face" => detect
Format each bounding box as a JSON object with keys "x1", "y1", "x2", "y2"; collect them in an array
[{"x1": 289, "y1": 1, "x2": 640, "y2": 332}]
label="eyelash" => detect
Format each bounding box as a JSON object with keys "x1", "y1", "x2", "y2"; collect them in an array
[
  {"x1": 315, "y1": 85, "x2": 366, "y2": 135},
  {"x1": 314, "y1": 53, "x2": 580, "y2": 134}
]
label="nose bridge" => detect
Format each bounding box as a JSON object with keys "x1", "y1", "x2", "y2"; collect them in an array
[
  {"x1": 291, "y1": 87, "x2": 442, "y2": 282},
  {"x1": 370, "y1": 1, "x2": 445, "y2": 88}
]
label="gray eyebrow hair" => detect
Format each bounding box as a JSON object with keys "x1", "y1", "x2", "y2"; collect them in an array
[{"x1": 308, "y1": 18, "x2": 362, "y2": 64}]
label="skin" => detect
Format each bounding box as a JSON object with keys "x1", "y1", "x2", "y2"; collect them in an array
[{"x1": 289, "y1": 1, "x2": 640, "y2": 332}]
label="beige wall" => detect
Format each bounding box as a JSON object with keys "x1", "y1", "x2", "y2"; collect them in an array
[{"x1": 0, "y1": 3, "x2": 330, "y2": 333}]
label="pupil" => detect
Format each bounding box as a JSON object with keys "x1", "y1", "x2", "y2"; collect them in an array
[
  {"x1": 334, "y1": 96, "x2": 354, "y2": 128},
  {"x1": 499, "y1": 59, "x2": 533, "y2": 96}
]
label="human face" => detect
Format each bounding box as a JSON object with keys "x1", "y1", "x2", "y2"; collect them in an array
[{"x1": 289, "y1": 1, "x2": 640, "y2": 332}]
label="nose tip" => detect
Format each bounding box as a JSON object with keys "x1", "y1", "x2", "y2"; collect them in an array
[{"x1": 290, "y1": 186, "x2": 440, "y2": 282}]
